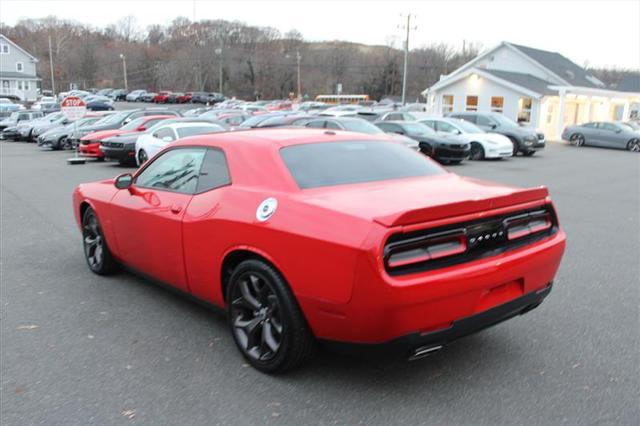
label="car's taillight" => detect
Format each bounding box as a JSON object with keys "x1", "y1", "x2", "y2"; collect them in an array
[
  {"x1": 385, "y1": 229, "x2": 467, "y2": 269},
  {"x1": 503, "y1": 210, "x2": 552, "y2": 241}
]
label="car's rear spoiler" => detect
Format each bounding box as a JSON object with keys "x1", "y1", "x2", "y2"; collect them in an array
[{"x1": 373, "y1": 186, "x2": 549, "y2": 227}]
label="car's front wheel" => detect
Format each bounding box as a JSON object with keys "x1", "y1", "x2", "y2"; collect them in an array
[
  {"x1": 82, "y1": 207, "x2": 117, "y2": 275},
  {"x1": 227, "y1": 259, "x2": 316, "y2": 374},
  {"x1": 469, "y1": 142, "x2": 485, "y2": 160},
  {"x1": 137, "y1": 149, "x2": 148, "y2": 165},
  {"x1": 626, "y1": 139, "x2": 640, "y2": 152}
]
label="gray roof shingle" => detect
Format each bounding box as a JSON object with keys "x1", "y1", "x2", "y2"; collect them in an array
[
  {"x1": 481, "y1": 69, "x2": 556, "y2": 96},
  {"x1": 508, "y1": 42, "x2": 604, "y2": 88}
]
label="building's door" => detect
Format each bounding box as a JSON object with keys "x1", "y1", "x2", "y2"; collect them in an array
[{"x1": 1, "y1": 80, "x2": 9, "y2": 95}]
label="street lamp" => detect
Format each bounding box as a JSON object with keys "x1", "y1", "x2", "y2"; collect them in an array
[{"x1": 119, "y1": 54, "x2": 128, "y2": 91}]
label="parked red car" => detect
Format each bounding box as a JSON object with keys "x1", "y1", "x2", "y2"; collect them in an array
[
  {"x1": 153, "y1": 91, "x2": 172, "y2": 103},
  {"x1": 78, "y1": 115, "x2": 172, "y2": 159},
  {"x1": 177, "y1": 92, "x2": 193, "y2": 103},
  {"x1": 72, "y1": 129, "x2": 566, "y2": 373}
]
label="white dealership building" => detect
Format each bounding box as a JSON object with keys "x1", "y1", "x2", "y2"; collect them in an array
[{"x1": 422, "y1": 42, "x2": 640, "y2": 139}]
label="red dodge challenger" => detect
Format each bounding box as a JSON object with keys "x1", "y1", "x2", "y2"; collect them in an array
[{"x1": 72, "y1": 129, "x2": 566, "y2": 373}]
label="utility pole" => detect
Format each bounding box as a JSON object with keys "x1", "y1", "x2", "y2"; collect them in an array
[
  {"x1": 296, "y1": 50, "x2": 302, "y2": 99},
  {"x1": 215, "y1": 47, "x2": 223, "y2": 93},
  {"x1": 48, "y1": 34, "x2": 56, "y2": 95},
  {"x1": 119, "y1": 54, "x2": 128, "y2": 91},
  {"x1": 399, "y1": 13, "x2": 416, "y2": 105}
]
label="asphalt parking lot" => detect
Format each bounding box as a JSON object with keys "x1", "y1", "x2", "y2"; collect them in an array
[{"x1": 1, "y1": 140, "x2": 638, "y2": 425}]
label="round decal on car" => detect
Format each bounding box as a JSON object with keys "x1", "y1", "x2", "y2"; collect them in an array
[{"x1": 256, "y1": 198, "x2": 278, "y2": 222}]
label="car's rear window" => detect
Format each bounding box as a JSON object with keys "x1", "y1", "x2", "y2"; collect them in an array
[{"x1": 280, "y1": 141, "x2": 444, "y2": 189}]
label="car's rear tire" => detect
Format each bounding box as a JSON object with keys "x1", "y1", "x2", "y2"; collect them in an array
[
  {"x1": 469, "y1": 142, "x2": 485, "y2": 160},
  {"x1": 570, "y1": 133, "x2": 585, "y2": 147},
  {"x1": 226, "y1": 259, "x2": 316, "y2": 374},
  {"x1": 626, "y1": 139, "x2": 640, "y2": 152},
  {"x1": 523, "y1": 151, "x2": 536, "y2": 157},
  {"x1": 82, "y1": 207, "x2": 117, "y2": 275}
]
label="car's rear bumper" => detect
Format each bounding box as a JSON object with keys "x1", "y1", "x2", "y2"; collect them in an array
[
  {"x1": 323, "y1": 283, "x2": 552, "y2": 360},
  {"x1": 485, "y1": 148, "x2": 513, "y2": 158}
]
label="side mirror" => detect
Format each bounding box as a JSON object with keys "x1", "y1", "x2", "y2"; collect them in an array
[
  {"x1": 395, "y1": 131, "x2": 405, "y2": 135},
  {"x1": 490, "y1": 124, "x2": 498, "y2": 129},
  {"x1": 122, "y1": 118, "x2": 131, "y2": 125},
  {"x1": 162, "y1": 136, "x2": 173, "y2": 143},
  {"x1": 138, "y1": 125, "x2": 146, "y2": 131},
  {"x1": 114, "y1": 173, "x2": 133, "y2": 189},
  {"x1": 455, "y1": 129, "x2": 462, "y2": 135},
  {"x1": 615, "y1": 129, "x2": 622, "y2": 133}
]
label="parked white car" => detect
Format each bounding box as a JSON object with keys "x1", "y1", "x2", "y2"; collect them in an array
[
  {"x1": 135, "y1": 122, "x2": 225, "y2": 165},
  {"x1": 419, "y1": 117, "x2": 513, "y2": 160}
]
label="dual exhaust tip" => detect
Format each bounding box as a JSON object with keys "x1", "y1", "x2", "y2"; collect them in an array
[{"x1": 408, "y1": 344, "x2": 443, "y2": 361}]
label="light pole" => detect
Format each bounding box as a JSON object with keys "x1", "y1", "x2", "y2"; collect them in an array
[
  {"x1": 119, "y1": 54, "x2": 128, "y2": 91},
  {"x1": 399, "y1": 13, "x2": 416, "y2": 105},
  {"x1": 215, "y1": 47, "x2": 223, "y2": 94},
  {"x1": 296, "y1": 50, "x2": 302, "y2": 99},
  {"x1": 48, "y1": 34, "x2": 56, "y2": 95}
]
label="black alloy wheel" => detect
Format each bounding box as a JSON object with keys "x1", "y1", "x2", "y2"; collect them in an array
[
  {"x1": 469, "y1": 142, "x2": 485, "y2": 160},
  {"x1": 138, "y1": 149, "x2": 148, "y2": 165},
  {"x1": 227, "y1": 259, "x2": 315, "y2": 373},
  {"x1": 571, "y1": 133, "x2": 585, "y2": 147},
  {"x1": 626, "y1": 139, "x2": 640, "y2": 152},
  {"x1": 82, "y1": 207, "x2": 116, "y2": 275}
]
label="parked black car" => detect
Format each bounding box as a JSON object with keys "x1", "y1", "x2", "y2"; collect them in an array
[
  {"x1": 448, "y1": 111, "x2": 545, "y2": 156},
  {"x1": 109, "y1": 89, "x2": 128, "y2": 101},
  {"x1": 375, "y1": 120, "x2": 470, "y2": 164}
]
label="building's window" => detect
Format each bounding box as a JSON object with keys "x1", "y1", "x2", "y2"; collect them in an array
[
  {"x1": 466, "y1": 96, "x2": 478, "y2": 111},
  {"x1": 442, "y1": 95, "x2": 454, "y2": 114},
  {"x1": 16, "y1": 62, "x2": 24, "y2": 72},
  {"x1": 24, "y1": 81, "x2": 29, "y2": 90},
  {"x1": 518, "y1": 97, "x2": 532, "y2": 123},
  {"x1": 0, "y1": 44, "x2": 8, "y2": 54},
  {"x1": 18, "y1": 81, "x2": 23, "y2": 90},
  {"x1": 491, "y1": 96, "x2": 504, "y2": 113},
  {"x1": 546, "y1": 104, "x2": 554, "y2": 124}
]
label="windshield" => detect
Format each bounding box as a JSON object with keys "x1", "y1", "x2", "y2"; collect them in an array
[
  {"x1": 176, "y1": 125, "x2": 223, "y2": 138},
  {"x1": 95, "y1": 111, "x2": 128, "y2": 126},
  {"x1": 281, "y1": 141, "x2": 444, "y2": 189},
  {"x1": 342, "y1": 120, "x2": 384, "y2": 134},
  {"x1": 402, "y1": 122, "x2": 435, "y2": 135},
  {"x1": 121, "y1": 117, "x2": 149, "y2": 131},
  {"x1": 66, "y1": 117, "x2": 101, "y2": 129},
  {"x1": 452, "y1": 119, "x2": 484, "y2": 133},
  {"x1": 490, "y1": 113, "x2": 518, "y2": 127}
]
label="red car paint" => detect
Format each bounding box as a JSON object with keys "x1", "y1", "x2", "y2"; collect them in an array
[
  {"x1": 79, "y1": 115, "x2": 172, "y2": 158},
  {"x1": 73, "y1": 129, "x2": 565, "y2": 345},
  {"x1": 153, "y1": 91, "x2": 172, "y2": 103},
  {"x1": 177, "y1": 92, "x2": 193, "y2": 103}
]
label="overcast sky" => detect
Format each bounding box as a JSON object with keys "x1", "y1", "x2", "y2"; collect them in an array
[{"x1": 1, "y1": 0, "x2": 638, "y2": 69}]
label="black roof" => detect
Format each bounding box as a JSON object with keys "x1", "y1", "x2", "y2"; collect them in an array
[
  {"x1": 608, "y1": 72, "x2": 640, "y2": 93},
  {"x1": 508, "y1": 42, "x2": 603, "y2": 88}
]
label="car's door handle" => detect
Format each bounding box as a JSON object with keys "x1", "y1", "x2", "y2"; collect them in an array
[{"x1": 170, "y1": 205, "x2": 182, "y2": 214}]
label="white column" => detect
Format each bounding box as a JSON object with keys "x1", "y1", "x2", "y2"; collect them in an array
[
  {"x1": 622, "y1": 101, "x2": 630, "y2": 121},
  {"x1": 555, "y1": 88, "x2": 567, "y2": 140},
  {"x1": 583, "y1": 97, "x2": 592, "y2": 123}
]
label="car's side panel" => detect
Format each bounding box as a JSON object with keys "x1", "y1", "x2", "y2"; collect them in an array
[{"x1": 108, "y1": 186, "x2": 192, "y2": 292}]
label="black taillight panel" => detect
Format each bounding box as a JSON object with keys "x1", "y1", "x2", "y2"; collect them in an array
[{"x1": 384, "y1": 206, "x2": 558, "y2": 275}]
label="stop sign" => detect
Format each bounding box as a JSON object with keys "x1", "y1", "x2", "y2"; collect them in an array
[{"x1": 61, "y1": 96, "x2": 87, "y2": 120}]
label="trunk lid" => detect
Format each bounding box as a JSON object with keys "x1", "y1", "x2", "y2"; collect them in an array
[{"x1": 297, "y1": 174, "x2": 548, "y2": 227}]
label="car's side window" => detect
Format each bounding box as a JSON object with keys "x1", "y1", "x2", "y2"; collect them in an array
[
  {"x1": 306, "y1": 120, "x2": 326, "y2": 129},
  {"x1": 196, "y1": 148, "x2": 231, "y2": 193},
  {"x1": 437, "y1": 121, "x2": 456, "y2": 133},
  {"x1": 135, "y1": 148, "x2": 207, "y2": 194},
  {"x1": 422, "y1": 120, "x2": 436, "y2": 130},
  {"x1": 154, "y1": 127, "x2": 176, "y2": 141},
  {"x1": 601, "y1": 123, "x2": 618, "y2": 132},
  {"x1": 325, "y1": 121, "x2": 340, "y2": 130},
  {"x1": 476, "y1": 115, "x2": 493, "y2": 127}
]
